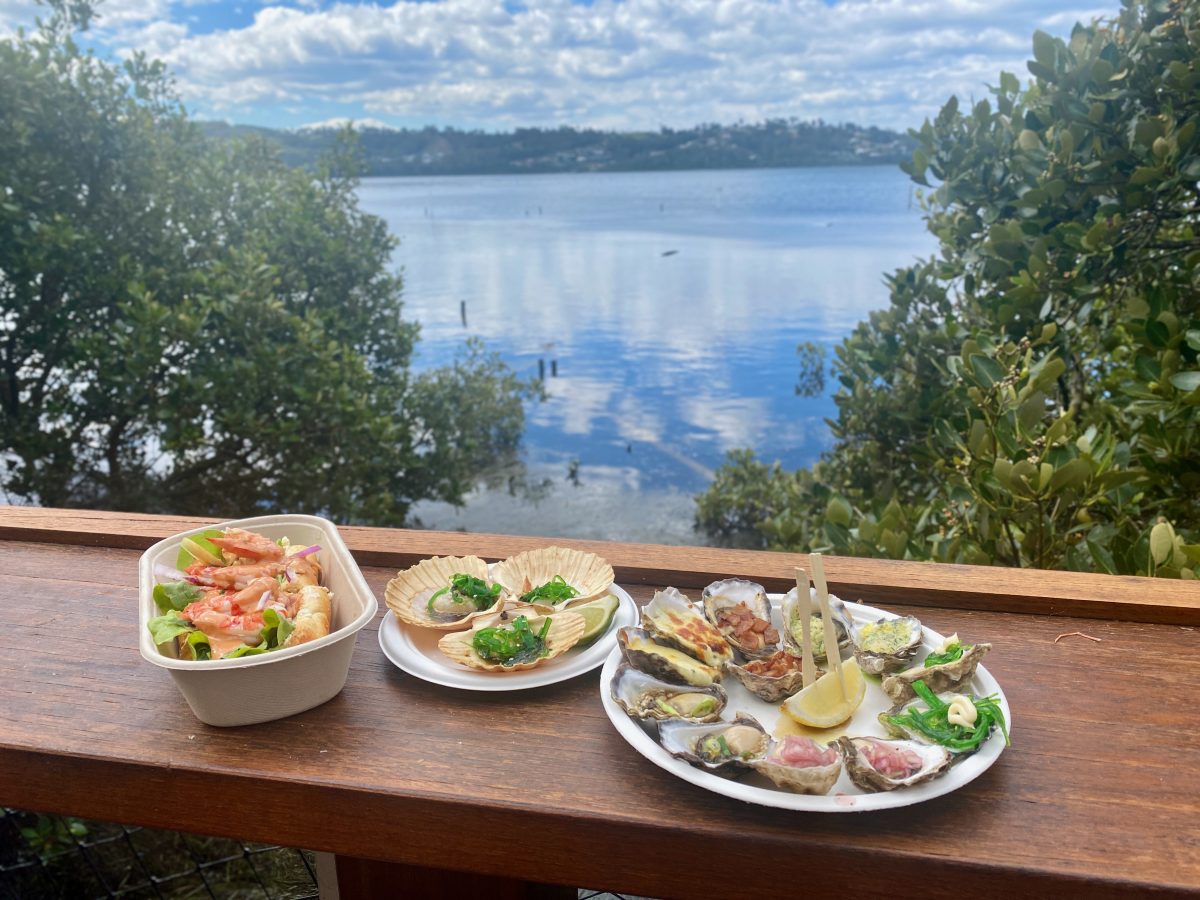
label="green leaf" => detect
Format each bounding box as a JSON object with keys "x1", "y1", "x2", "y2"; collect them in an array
[
  {"x1": 147, "y1": 611, "x2": 194, "y2": 646},
  {"x1": 1032, "y1": 30, "x2": 1057, "y2": 67},
  {"x1": 1049, "y1": 458, "x2": 1091, "y2": 491},
  {"x1": 1169, "y1": 371, "x2": 1200, "y2": 393},
  {"x1": 825, "y1": 496, "x2": 852, "y2": 528},
  {"x1": 1150, "y1": 522, "x2": 1175, "y2": 566},
  {"x1": 153, "y1": 581, "x2": 202, "y2": 613},
  {"x1": 970, "y1": 354, "x2": 1006, "y2": 388}
]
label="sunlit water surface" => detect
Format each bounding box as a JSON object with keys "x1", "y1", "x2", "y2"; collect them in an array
[{"x1": 356, "y1": 167, "x2": 935, "y2": 543}]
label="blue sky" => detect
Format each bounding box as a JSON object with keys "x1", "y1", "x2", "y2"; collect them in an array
[{"x1": 1, "y1": 0, "x2": 1114, "y2": 131}]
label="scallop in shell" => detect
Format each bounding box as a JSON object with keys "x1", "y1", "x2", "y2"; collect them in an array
[
  {"x1": 437, "y1": 611, "x2": 584, "y2": 672},
  {"x1": 749, "y1": 736, "x2": 842, "y2": 795},
  {"x1": 780, "y1": 587, "x2": 853, "y2": 663},
  {"x1": 836, "y1": 736, "x2": 951, "y2": 792},
  {"x1": 881, "y1": 640, "x2": 991, "y2": 703},
  {"x1": 641, "y1": 587, "x2": 733, "y2": 669},
  {"x1": 617, "y1": 627, "x2": 721, "y2": 687},
  {"x1": 610, "y1": 664, "x2": 727, "y2": 722},
  {"x1": 852, "y1": 615, "x2": 923, "y2": 675},
  {"x1": 386, "y1": 556, "x2": 504, "y2": 630},
  {"x1": 726, "y1": 650, "x2": 815, "y2": 703},
  {"x1": 492, "y1": 546, "x2": 613, "y2": 609},
  {"x1": 658, "y1": 713, "x2": 770, "y2": 773},
  {"x1": 701, "y1": 579, "x2": 780, "y2": 660}
]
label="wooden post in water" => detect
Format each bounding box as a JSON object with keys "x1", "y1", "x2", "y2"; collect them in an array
[{"x1": 460, "y1": 300, "x2": 467, "y2": 327}]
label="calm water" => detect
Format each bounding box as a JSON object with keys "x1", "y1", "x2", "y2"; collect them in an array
[{"x1": 356, "y1": 167, "x2": 935, "y2": 543}]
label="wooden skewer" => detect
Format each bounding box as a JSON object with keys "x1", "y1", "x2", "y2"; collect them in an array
[
  {"x1": 794, "y1": 567, "x2": 817, "y2": 689},
  {"x1": 810, "y1": 553, "x2": 847, "y2": 701}
]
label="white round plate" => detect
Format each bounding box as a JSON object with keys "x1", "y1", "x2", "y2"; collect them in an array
[
  {"x1": 600, "y1": 596, "x2": 1012, "y2": 812},
  {"x1": 379, "y1": 583, "x2": 638, "y2": 691}
]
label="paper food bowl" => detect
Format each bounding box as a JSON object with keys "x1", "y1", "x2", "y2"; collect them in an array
[{"x1": 138, "y1": 513, "x2": 378, "y2": 727}]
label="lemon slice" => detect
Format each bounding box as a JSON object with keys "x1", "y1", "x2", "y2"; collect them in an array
[
  {"x1": 779, "y1": 658, "x2": 866, "y2": 728},
  {"x1": 572, "y1": 594, "x2": 621, "y2": 645}
]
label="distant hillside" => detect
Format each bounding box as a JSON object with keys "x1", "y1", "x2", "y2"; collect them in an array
[{"x1": 198, "y1": 119, "x2": 914, "y2": 176}]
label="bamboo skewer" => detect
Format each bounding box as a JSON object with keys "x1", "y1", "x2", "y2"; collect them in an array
[
  {"x1": 794, "y1": 566, "x2": 818, "y2": 689},
  {"x1": 810, "y1": 553, "x2": 848, "y2": 701}
]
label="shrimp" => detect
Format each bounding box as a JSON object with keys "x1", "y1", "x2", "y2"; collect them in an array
[
  {"x1": 186, "y1": 561, "x2": 287, "y2": 589},
  {"x1": 208, "y1": 528, "x2": 285, "y2": 562}
]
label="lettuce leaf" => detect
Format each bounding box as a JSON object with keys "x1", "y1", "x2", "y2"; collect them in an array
[
  {"x1": 147, "y1": 611, "x2": 195, "y2": 645},
  {"x1": 223, "y1": 641, "x2": 270, "y2": 658},
  {"x1": 260, "y1": 608, "x2": 295, "y2": 649},
  {"x1": 153, "y1": 580, "x2": 202, "y2": 613},
  {"x1": 185, "y1": 630, "x2": 212, "y2": 661}
]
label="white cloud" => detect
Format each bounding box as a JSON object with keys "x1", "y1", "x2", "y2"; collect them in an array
[{"x1": 90, "y1": 0, "x2": 1107, "y2": 129}]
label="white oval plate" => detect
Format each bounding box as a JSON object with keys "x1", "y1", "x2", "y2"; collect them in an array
[
  {"x1": 600, "y1": 596, "x2": 1012, "y2": 812},
  {"x1": 379, "y1": 583, "x2": 638, "y2": 691}
]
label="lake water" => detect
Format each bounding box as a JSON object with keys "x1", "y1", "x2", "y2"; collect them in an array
[{"x1": 356, "y1": 167, "x2": 936, "y2": 544}]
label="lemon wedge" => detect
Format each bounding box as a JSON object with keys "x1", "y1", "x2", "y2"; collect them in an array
[
  {"x1": 779, "y1": 658, "x2": 866, "y2": 728},
  {"x1": 572, "y1": 595, "x2": 621, "y2": 645}
]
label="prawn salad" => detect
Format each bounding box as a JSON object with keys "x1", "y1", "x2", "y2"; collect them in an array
[{"x1": 147, "y1": 528, "x2": 333, "y2": 660}]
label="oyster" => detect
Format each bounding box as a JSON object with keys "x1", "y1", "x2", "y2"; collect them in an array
[
  {"x1": 492, "y1": 546, "x2": 614, "y2": 609},
  {"x1": 438, "y1": 611, "x2": 585, "y2": 672},
  {"x1": 617, "y1": 626, "x2": 721, "y2": 687},
  {"x1": 881, "y1": 640, "x2": 992, "y2": 703},
  {"x1": 610, "y1": 664, "x2": 727, "y2": 722},
  {"x1": 852, "y1": 615, "x2": 924, "y2": 675},
  {"x1": 726, "y1": 650, "x2": 815, "y2": 702},
  {"x1": 879, "y1": 687, "x2": 1006, "y2": 754},
  {"x1": 386, "y1": 556, "x2": 505, "y2": 630},
  {"x1": 780, "y1": 587, "x2": 853, "y2": 663},
  {"x1": 701, "y1": 579, "x2": 780, "y2": 660},
  {"x1": 749, "y1": 736, "x2": 841, "y2": 795},
  {"x1": 641, "y1": 587, "x2": 734, "y2": 669},
  {"x1": 836, "y1": 736, "x2": 951, "y2": 792},
  {"x1": 658, "y1": 713, "x2": 770, "y2": 773}
]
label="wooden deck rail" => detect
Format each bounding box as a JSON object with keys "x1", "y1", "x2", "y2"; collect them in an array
[{"x1": 1, "y1": 507, "x2": 1198, "y2": 898}]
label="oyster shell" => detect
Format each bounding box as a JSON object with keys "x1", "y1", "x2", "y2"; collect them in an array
[
  {"x1": 701, "y1": 579, "x2": 780, "y2": 660},
  {"x1": 878, "y1": 688, "x2": 999, "y2": 754},
  {"x1": 610, "y1": 663, "x2": 727, "y2": 722},
  {"x1": 658, "y1": 713, "x2": 770, "y2": 773},
  {"x1": 749, "y1": 736, "x2": 841, "y2": 795},
  {"x1": 852, "y1": 615, "x2": 924, "y2": 675},
  {"x1": 492, "y1": 546, "x2": 614, "y2": 609},
  {"x1": 438, "y1": 611, "x2": 584, "y2": 672},
  {"x1": 386, "y1": 556, "x2": 505, "y2": 630},
  {"x1": 780, "y1": 587, "x2": 853, "y2": 663},
  {"x1": 726, "y1": 650, "x2": 815, "y2": 702},
  {"x1": 881, "y1": 641, "x2": 992, "y2": 703},
  {"x1": 641, "y1": 587, "x2": 733, "y2": 669},
  {"x1": 617, "y1": 626, "x2": 721, "y2": 687},
  {"x1": 836, "y1": 736, "x2": 951, "y2": 792}
]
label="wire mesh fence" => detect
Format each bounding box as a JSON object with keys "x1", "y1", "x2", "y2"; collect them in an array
[{"x1": 0, "y1": 809, "x2": 319, "y2": 900}]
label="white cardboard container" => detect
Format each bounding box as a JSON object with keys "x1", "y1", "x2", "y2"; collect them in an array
[{"x1": 138, "y1": 513, "x2": 378, "y2": 727}]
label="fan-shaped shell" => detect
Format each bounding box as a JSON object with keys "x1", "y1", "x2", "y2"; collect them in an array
[
  {"x1": 493, "y1": 546, "x2": 614, "y2": 609},
  {"x1": 385, "y1": 555, "x2": 504, "y2": 630},
  {"x1": 437, "y1": 611, "x2": 585, "y2": 672}
]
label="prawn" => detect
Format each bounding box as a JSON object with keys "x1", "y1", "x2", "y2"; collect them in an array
[{"x1": 208, "y1": 528, "x2": 285, "y2": 562}]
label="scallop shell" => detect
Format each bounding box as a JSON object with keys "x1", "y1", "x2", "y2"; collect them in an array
[
  {"x1": 437, "y1": 611, "x2": 585, "y2": 672},
  {"x1": 385, "y1": 555, "x2": 505, "y2": 630},
  {"x1": 492, "y1": 546, "x2": 614, "y2": 609}
]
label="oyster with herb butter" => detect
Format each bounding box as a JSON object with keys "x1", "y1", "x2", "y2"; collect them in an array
[
  {"x1": 780, "y1": 586, "x2": 853, "y2": 663},
  {"x1": 610, "y1": 664, "x2": 727, "y2": 722},
  {"x1": 851, "y1": 615, "x2": 923, "y2": 675}
]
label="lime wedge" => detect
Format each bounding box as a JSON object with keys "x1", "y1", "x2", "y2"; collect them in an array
[
  {"x1": 572, "y1": 595, "x2": 621, "y2": 646},
  {"x1": 176, "y1": 530, "x2": 224, "y2": 569}
]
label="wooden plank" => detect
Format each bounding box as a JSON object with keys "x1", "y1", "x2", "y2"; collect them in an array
[
  {"x1": 0, "y1": 541, "x2": 1197, "y2": 897},
  {"x1": 2, "y1": 506, "x2": 1198, "y2": 624}
]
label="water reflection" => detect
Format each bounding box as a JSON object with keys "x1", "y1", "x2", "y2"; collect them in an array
[{"x1": 357, "y1": 167, "x2": 934, "y2": 541}]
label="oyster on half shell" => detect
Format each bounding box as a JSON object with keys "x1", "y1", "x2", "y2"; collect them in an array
[
  {"x1": 749, "y1": 736, "x2": 841, "y2": 795},
  {"x1": 836, "y1": 736, "x2": 951, "y2": 792},
  {"x1": 658, "y1": 713, "x2": 770, "y2": 773},
  {"x1": 726, "y1": 650, "x2": 814, "y2": 702},
  {"x1": 852, "y1": 615, "x2": 924, "y2": 675},
  {"x1": 617, "y1": 626, "x2": 721, "y2": 687},
  {"x1": 701, "y1": 579, "x2": 780, "y2": 660},
  {"x1": 881, "y1": 640, "x2": 991, "y2": 703},
  {"x1": 641, "y1": 587, "x2": 733, "y2": 669},
  {"x1": 779, "y1": 587, "x2": 853, "y2": 663},
  {"x1": 610, "y1": 664, "x2": 727, "y2": 722}
]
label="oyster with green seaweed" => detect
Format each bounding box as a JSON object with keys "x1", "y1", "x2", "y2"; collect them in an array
[{"x1": 881, "y1": 635, "x2": 991, "y2": 702}]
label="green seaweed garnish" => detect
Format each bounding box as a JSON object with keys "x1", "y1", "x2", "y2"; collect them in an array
[
  {"x1": 428, "y1": 574, "x2": 502, "y2": 614},
  {"x1": 471, "y1": 615, "x2": 552, "y2": 666},
  {"x1": 882, "y1": 679, "x2": 1010, "y2": 752},
  {"x1": 520, "y1": 575, "x2": 579, "y2": 605},
  {"x1": 923, "y1": 640, "x2": 968, "y2": 668}
]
